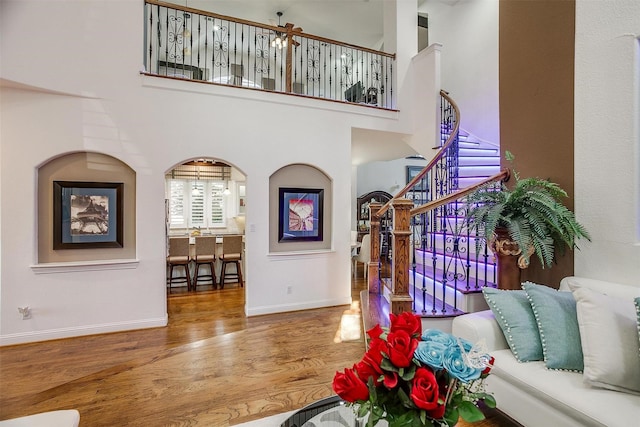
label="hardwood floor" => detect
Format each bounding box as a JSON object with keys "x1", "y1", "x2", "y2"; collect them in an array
[{"x1": 0, "y1": 277, "x2": 518, "y2": 426}]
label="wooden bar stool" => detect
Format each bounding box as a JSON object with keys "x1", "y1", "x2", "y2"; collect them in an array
[
  {"x1": 192, "y1": 236, "x2": 217, "y2": 290},
  {"x1": 166, "y1": 237, "x2": 191, "y2": 293},
  {"x1": 219, "y1": 235, "x2": 243, "y2": 288}
]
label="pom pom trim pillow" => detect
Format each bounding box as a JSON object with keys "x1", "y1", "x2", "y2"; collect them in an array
[
  {"x1": 522, "y1": 282, "x2": 583, "y2": 372},
  {"x1": 482, "y1": 287, "x2": 543, "y2": 362}
]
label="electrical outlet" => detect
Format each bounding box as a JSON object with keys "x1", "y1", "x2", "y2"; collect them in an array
[
  {"x1": 18, "y1": 307, "x2": 31, "y2": 320},
  {"x1": 286, "y1": 285, "x2": 293, "y2": 294}
]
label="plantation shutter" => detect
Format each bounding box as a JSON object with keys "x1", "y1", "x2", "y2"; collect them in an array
[
  {"x1": 169, "y1": 180, "x2": 185, "y2": 226},
  {"x1": 191, "y1": 181, "x2": 205, "y2": 226},
  {"x1": 210, "y1": 182, "x2": 225, "y2": 225}
]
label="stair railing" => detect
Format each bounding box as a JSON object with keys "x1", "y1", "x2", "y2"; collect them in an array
[{"x1": 370, "y1": 90, "x2": 508, "y2": 315}]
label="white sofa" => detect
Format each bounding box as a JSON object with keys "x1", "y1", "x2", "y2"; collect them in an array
[{"x1": 452, "y1": 276, "x2": 640, "y2": 427}]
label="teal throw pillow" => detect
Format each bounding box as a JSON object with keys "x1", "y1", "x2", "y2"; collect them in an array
[
  {"x1": 483, "y1": 287, "x2": 543, "y2": 362},
  {"x1": 522, "y1": 282, "x2": 583, "y2": 372}
]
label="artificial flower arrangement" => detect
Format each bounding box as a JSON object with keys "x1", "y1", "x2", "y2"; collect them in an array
[{"x1": 332, "y1": 312, "x2": 496, "y2": 427}]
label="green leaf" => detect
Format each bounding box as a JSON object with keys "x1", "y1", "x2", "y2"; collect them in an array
[
  {"x1": 400, "y1": 364, "x2": 417, "y2": 381},
  {"x1": 457, "y1": 401, "x2": 485, "y2": 423},
  {"x1": 381, "y1": 358, "x2": 399, "y2": 372},
  {"x1": 397, "y1": 387, "x2": 413, "y2": 407},
  {"x1": 443, "y1": 407, "x2": 459, "y2": 427},
  {"x1": 482, "y1": 394, "x2": 497, "y2": 409}
]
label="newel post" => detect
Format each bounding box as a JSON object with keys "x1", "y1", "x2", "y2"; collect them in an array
[
  {"x1": 390, "y1": 198, "x2": 413, "y2": 314},
  {"x1": 368, "y1": 202, "x2": 382, "y2": 294}
]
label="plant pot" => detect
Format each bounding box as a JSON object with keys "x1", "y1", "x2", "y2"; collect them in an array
[{"x1": 489, "y1": 228, "x2": 522, "y2": 290}]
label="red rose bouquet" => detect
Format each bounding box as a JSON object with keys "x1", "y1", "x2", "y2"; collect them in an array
[{"x1": 332, "y1": 312, "x2": 496, "y2": 427}]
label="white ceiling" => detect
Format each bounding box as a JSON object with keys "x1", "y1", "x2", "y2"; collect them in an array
[{"x1": 185, "y1": 0, "x2": 385, "y2": 49}]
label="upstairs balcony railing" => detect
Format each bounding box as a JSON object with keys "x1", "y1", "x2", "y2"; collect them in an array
[{"x1": 143, "y1": 1, "x2": 396, "y2": 109}]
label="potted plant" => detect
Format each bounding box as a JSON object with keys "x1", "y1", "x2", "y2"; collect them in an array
[{"x1": 465, "y1": 153, "x2": 590, "y2": 289}]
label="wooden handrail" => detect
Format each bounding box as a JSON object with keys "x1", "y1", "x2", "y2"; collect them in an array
[
  {"x1": 410, "y1": 169, "x2": 510, "y2": 217},
  {"x1": 146, "y1": 0, "x2": 395, "y2": 58},
  {"x1": 376, "y1": 90, "x2": 461, "y2": 218}
]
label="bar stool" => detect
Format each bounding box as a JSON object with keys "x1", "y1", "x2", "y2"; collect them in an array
[
  {"x1": 192, "y1": 236, "x2": 217, "y2": 290},
  {"x1": 166, "y1": 237, "x2": 191, "y2": 293},
  {"x1": 219, "y1": 235, "x2": 243, "y2": 288}
]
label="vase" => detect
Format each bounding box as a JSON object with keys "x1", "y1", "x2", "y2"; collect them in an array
[{"x1": 489, "y1": 228, "x2": 523, "y2": 290}]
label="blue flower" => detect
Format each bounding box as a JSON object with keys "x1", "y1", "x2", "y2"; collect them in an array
[
  {"x1": 414, "y1": 340, "x2": 447, "y2": 370},
  {"x1": 421, "y1": 329, "x2": 457, "y2": 347},
  {"x1": 443, "y1": 345, "x2": 482, "y2": 383}
]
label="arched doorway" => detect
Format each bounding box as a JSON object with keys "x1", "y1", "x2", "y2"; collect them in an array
[{"x1": 164, "y1": 158, "x2": 246, "y2": 297}]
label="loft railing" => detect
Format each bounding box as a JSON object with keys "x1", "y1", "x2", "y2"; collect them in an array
[
  {"x1": 369, "y1": 91, "x2": 507, "y2": 316},
  {"x1": 143, "y1": 1, "x2": 396, "y2": 109}
]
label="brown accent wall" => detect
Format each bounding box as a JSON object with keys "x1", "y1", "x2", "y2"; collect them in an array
[{"x1": 499, "y1": 0, "x2": 575, "y2": 288}]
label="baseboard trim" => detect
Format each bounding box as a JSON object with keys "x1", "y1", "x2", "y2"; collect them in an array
[
  {"x1": 0, "y1": 315, "x2": 168, "y2": 346},
  {"x1": 247, "y1": 297, "x2": 352, "y2": 316}
]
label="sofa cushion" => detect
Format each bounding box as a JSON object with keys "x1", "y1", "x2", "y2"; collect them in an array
[
  {"x1": 522, "y1": 282, "x2": 583, "y2": 371},
  {"x1": 570, "y1": 285, "x2": 640, "y2": 395},
  {"x1": 482, "y1": 288, "x2": 543, "y2": 362},
  {"x1": 489, "y1": 348, "x2": 640, "y2": 427},
  {"x1": 560, "y1": 276, "x2": 640, "y2": 300}
]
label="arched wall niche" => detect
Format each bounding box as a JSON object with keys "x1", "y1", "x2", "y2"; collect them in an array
[
  {"x1": 37, "y1": 151, "x2": 136, "y2": 263},
  {"x1": 269, "y1": 163, "x2": 332, "y2": 252}
]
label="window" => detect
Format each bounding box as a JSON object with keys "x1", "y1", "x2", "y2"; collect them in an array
[
  {"x1": 166, "y1": 179, "x2": 226, "y2": 229},
  {"x1": 169, "y1": 180, "x2": 186, "y2": 226}
]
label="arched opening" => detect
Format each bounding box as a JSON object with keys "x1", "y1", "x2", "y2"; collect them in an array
[
  {"x1": 37, "y1": 151, "x2": 136, "y2": 263},
  {"x1": 164, "y1": 158, "x2": 247, "y2": 298}
]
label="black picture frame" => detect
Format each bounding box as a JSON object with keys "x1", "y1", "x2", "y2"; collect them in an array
[
  {"x1": 53, "y1": 181, "x2": 124, "y2": 249},
  {"x1": 406, "y1": 166, "x2": 425, "y2": 191},
  {"x1": 278, "y1": 187, "x2": 324, "y2": 242}
]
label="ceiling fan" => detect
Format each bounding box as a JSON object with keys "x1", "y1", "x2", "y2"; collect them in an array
[{"x1": 269, "y1": 11, "x2": 302, "y2": 49}]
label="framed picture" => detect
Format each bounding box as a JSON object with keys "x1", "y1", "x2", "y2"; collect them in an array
[
  {"x1": 53, "y1": 181, "x2": 124, "y2": 249},
  {"x1": 278, "y1": 187, "x2": 324, "y2": 242},
  {"x1": 406, "y1": 166, "x2": 426, "y2": 191}
]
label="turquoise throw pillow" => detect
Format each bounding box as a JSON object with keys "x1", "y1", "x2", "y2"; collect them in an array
[
  {"x1": 522, "y1": 282, "x2": 583, "y2": 372},
  {"x1": 483, "y1": 287, "x2": 543, "y2": 362}
]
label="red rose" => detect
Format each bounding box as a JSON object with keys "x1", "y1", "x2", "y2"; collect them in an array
[
  {"x1": 364, "y1": 338, "x2": 387, "y2": 370},
  {"x1": 354, "y1": 359, "x2": 381, "y2": 386},
  {"x1": 410, "y1": 367, "x2": 441, "y2": 411},
  {"x1": 332, "y1": 365, "x2": 369, "y2": 403},
  {"x1": 427, "y1": 401, "x2": 446, "y2": 419},
  {"x1": 386, "y1": 330, "x2": 418, "y2": 368},
  {"x1": 382, "y1": 370, "x2": 399, "y2": 389},
  {"x1": 367, "y1": 324, "x2": 384, "y2": 340},
  {"x1": 390, "y1": 312, "x2": 422, "y2": 338},
  {"x1": 482, "y1": 356, "x2": 495, "y2": 377}
]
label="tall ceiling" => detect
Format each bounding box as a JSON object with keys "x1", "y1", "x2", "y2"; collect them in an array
[{"x1": 184, "y1": 0, "x2": 385, "y2": 49}]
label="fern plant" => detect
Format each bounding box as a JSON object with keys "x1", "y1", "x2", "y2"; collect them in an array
[{"x1": 466, "y1": 168, "x2": 590, "y2": 269}]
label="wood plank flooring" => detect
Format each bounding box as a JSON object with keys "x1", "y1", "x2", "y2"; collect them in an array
[{"x1": 0, "y1": 277, "x2": 519, "y2": 426}]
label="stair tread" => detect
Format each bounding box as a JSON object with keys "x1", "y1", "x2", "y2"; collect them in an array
[
  {"x1": 410, "y1": 263, "x2": 496, "y2": 293},
  {"x1": 379, "y1": 279, "x2": 464, "y2": 318}
]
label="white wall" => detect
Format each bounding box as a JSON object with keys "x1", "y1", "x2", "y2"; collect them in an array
[
  {"x1": 574, "y1": 0, "x2": 640, "y2": 284},
  {"x1": 420, "y1": 0, "x2": 499, "y2": 144},
  {"x1": 0, "y1": 0, "x2": 425, "y2": 344},
  {"x1": 357, "y1": 157, "x2": 429, "y2": 198}
]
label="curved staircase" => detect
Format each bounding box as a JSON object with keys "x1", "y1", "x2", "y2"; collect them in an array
[{"x1": 370, "y1": 91, "x2": 505, "y2": 332}]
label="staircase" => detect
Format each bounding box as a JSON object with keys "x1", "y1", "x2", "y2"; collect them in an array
[
  {"x1": 409, "y1": 130, "x2": 501, "y2": 321},
  {"x1": 372, "y1": 91, "x2": 506, "y2": 331}
]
